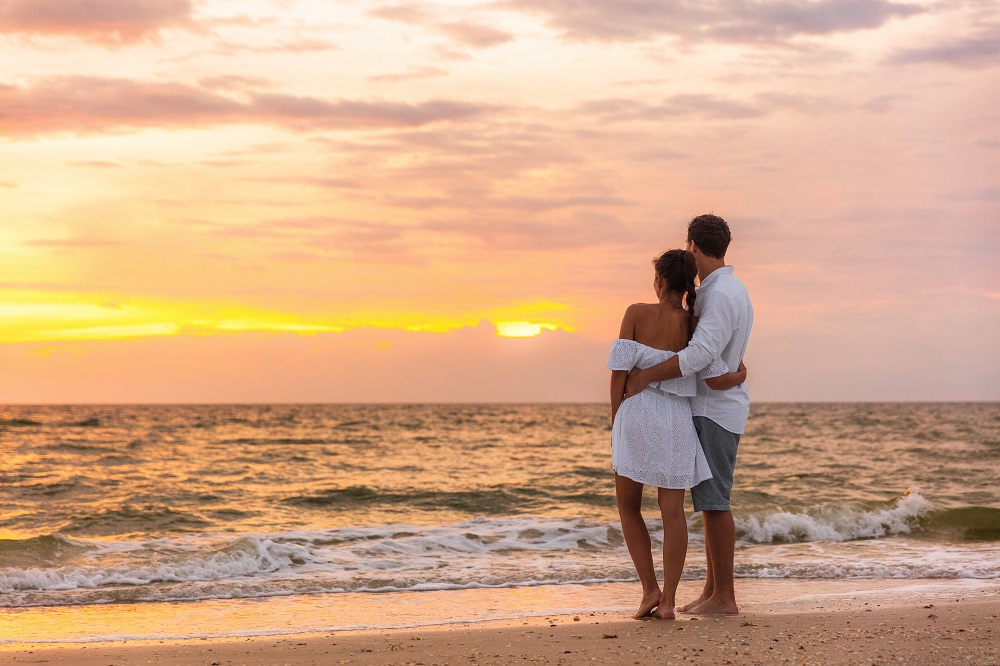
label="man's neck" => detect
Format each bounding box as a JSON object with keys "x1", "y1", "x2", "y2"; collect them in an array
[{"x1": 697, "y1": 258, "x2": 726, "y2": 282}]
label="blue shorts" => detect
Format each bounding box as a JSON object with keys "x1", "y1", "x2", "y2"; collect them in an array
[{"x1": 690, "y1": 416, "x2": 740, "y2": 513}]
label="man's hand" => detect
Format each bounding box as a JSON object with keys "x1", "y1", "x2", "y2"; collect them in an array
[{"x1": 623, "y1": 367, "x2": 650, "y2": 399}]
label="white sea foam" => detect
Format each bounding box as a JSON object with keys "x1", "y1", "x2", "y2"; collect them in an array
[
  {"x1": 0, "y1": 537, "x2": 315, "y2": 593},
  {"x1": 2, "y1": 500, "x2": 998, "y2": 608},
  {"x1": 736, "y1": 491, "x2": 933, "y2": 543}
]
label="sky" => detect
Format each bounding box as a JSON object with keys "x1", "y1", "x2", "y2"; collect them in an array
[{"x1": 1, "y1": 0, "x2": 998, "y2": 403}]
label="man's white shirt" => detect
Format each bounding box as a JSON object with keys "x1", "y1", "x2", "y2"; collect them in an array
[{"x1": 661, "y1": 266, "x2": 753, "y2": 434}]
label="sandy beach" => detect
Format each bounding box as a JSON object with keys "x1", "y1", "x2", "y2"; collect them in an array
[{"x1": 3, "y1": 580, "x2": 997, "y2": 665}]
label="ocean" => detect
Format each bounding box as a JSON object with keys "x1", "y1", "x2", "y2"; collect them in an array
[{"x1": 1, "y1": 403, "x2": 998, "y2": 642}]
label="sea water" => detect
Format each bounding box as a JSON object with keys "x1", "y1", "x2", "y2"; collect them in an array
[{"x1": 1, "y1": 403, "x2": 997, "y2": 640}]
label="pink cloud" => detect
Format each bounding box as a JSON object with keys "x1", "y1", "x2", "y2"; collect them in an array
[
  {"x1": 250, "y1": 93, "x2": 491, "y2": 129},
  {"x1": 501, "y1": 0, "x2": 923, "y2": 44},
  {"x1": 0, "y1": 0, "x2": 194, "y2": 43},
  {"x1": 437, "y1": 22, "x2": 513, "y2": 48},
  {"x1": 887, "y1": 27, "x2": 1000, "y2": 69},
  {"x1": 0, "y1": 77, "x2": 495, "y2": 137},
  {"x1": 370, "y1": 5, "x2": 513, "y2": 50}
]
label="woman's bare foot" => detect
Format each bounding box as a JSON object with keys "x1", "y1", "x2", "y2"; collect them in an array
[
  {"x1": 633, "y1": 590, "x2": 662, "y2": 619},
  {"x1": 653, "y1": 603, "x2": 675, "y2": 620},
  {"x1": 685, "y1": 596, "x2": 739, "y2": 616}
]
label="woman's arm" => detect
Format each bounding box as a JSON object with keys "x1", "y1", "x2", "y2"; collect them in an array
[
  {"x1": 610, "y1": 305, "x2": 640, "y2": 424},
  {"x1": 704, "y1": 360, "x2": 747, "y2": 391},
  {"x1": 611, "y1": 370, "x2": 627, "y2": 424}
]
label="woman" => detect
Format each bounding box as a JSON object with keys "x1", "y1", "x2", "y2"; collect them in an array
[{"x1": 608, "y1": 249, "x2": 746, "y2": 620}]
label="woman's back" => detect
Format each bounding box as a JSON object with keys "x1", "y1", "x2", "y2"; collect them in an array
[{"x1": 625, "y1": 303, "x2": 689, "y2": 353}]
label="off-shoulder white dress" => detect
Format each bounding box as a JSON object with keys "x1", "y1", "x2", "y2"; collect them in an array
[{"x1": 607, "y1": 339, "x2": 729, "y2": 488}]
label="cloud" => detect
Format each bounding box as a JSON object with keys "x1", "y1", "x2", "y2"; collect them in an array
[
  {"x1": 577, "y1": 91, "x2": 836, "y2": 123},
  {"x1": 0, "y1": 324, "x2": 611, "y2": 403},
  {"x1": 250, "y1": 93, "x2": 489, "y2": 129},
  {"x1": 946, "y1": 187, "x2": 1000, "y2": 202},
  {"x1": 0, "y1": 78, "x2": 242, "y2": 135},
  {"x1": 210, "y1": 37, "x2": 339, "y2": 55},
  {"x1": 263, "y1": 176, "x2": 360, "y2": 189},
  {"x1": 198, "y1": 75, "x2": 272, "y2": 91},
  {"x1": 26, "y1": 237, "x2": 121, "y2": 248},
  {"x1": 0, "y1": 0, "x2": 194, "y2": 43},
  {"x1": 437, "y1": 21, "x2": 513, "y2": 48},
  {"x1": 369, "y1": 5, "x2": 433, "y2": 24},
  {"x1": 500, "y1": 0, "x2": 923, "y2": 44},
  {"x1": 0, "y1": 281, "x2": 87, "y2": 290},
  {"x1": 421, "y1": 209, "x2": 633, "y2": 251},
  {"x1": 368, "y1": 67, "x2": 448, "y2": 83},
  {"x1": 886, "y1": 29, "x2": 1000, "y2": 68},
  {"x1": 379, "y1": 192, "x2": 628, "y2": 213},
  {"x1": 69, "y1": 160, "x2": 123, "y2": 168},
  {"x1": 579, "y1": 94, "x2": 764, "y2": 121},
  {"x1": 192, "y1": 199, "x2": 631, "y2": 255},
  {"x1": 370, "y1": 4, "x2": 513, "y2": 49},
  {"x1": 197, "y1": 218, "x2": 412, "y2": 261},
  {"x1": 861, "y1": 94, "x2": 911, "y2": 113},
  {"x1": 0, "y1": 77, "x2": 495, "y2": 137}
]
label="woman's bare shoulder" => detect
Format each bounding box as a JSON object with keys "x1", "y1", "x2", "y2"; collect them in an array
[
  {"x1": 624, "y1": 302, "x2": 658, "y2": 315},
  {"x1": 626, "y1": 302, "x2": 662, "y2": 324}
]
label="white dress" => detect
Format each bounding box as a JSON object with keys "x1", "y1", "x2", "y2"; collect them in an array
[{"x1": 607, "y1": 339, "x2": 729, "y2": 489}]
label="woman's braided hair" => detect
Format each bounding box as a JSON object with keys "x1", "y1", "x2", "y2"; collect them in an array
[{"x1": 653, "y1": 249, "x2": 698, "y2": 341}]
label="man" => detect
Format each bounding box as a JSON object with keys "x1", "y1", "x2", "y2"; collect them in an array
[{"x1": 623, "y1": 213, "x2": 753, "y2": 616}]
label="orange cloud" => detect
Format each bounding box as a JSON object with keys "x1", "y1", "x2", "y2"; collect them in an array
[
  {"x1": 0, "y1": 324, "x2": 610, "y2": 403},
  {"x1": 368, "y1": 67, "x2": 449, "y2": 83}
]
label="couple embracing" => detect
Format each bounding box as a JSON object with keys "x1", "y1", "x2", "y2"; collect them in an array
[{"x1": 608, "y1": 214, "x2": 753, "y2": 620}]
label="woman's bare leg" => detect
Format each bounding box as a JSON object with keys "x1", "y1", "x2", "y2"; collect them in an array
[
  {"x1": 654, "y1": 488, "x2": 687, "y2": 619},
  {"x1": 614, "y1": 473, "x2": 660, "y2": 619}
]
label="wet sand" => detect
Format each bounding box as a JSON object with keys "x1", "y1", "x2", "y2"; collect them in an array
[{"x1": 2, "y1": 581, "x2": 997, "y2": 665}]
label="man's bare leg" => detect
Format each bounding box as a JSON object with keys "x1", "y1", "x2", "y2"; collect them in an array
[
  {"x1": 686, "y1": 509, "x2": 738, "y2": 615},
  {"x1": 614, "y1": 473, "x2": 661, "y2": 619},
  {"x1": 678, "y1": 513, "x2": 714, "y2": 612},
  {"x1": 653, "y1": 488, "x2": 687, "y2": 619}
]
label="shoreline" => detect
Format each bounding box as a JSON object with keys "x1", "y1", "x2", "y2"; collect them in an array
[
  {"x1": 2, "y1": 579, "x2": 998, "y2": 664},
  {"x1": 2, "y1": 593, "x2": 996, "y2": 665}
]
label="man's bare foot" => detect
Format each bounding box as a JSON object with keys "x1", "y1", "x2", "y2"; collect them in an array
[
  {"x1": 633, "y1": 591, "x2": 662, "y2": 620},
  {"x1": 677, "y1": 592, "x2": 711, "y2": 613},
  {"x1": 685, "y1": 597, "x2": 739, "y2": 616}
]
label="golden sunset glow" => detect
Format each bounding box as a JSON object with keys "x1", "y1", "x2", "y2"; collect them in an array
[
  {"x1": 495, "y1": 322, "x2": 562, "y2": 338},
  {"x1": 1, "y1": 0, "x2": 997, "y2": 402}
]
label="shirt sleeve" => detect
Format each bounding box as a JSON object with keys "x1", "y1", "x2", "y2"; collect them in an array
[{"x1": 677, "y1": 290, "x2": 735, "y2": 377}]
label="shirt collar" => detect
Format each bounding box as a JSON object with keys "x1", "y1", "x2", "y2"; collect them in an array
[{"x1": 699, "y1": 265, "x2": 733, "y2": 288}]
